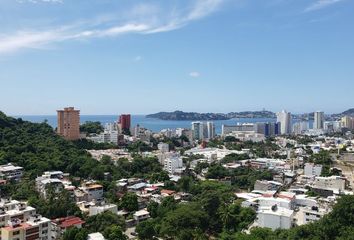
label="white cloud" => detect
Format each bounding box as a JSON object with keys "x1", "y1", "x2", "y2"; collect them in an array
[
  {"x1": 0, "y1": 24, "x2": 150, "y2": 54},
  {"x1": 145, "y1": 0, "x2": 224, "y2": 34},
  {"x1": 187, "y1": 0, "x2": 224, "y2": 21},
  {"x1": 0, "y1": 0, "x2": 225, "y2": 55},
  {"x1": 189, "y1": 71, "x2": 201, "y2": 78},
  {"x1": 304, "y1": 0, "x2": 344, "y2": 12}
]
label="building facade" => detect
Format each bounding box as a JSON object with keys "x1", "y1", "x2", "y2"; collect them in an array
[
  {"x1": 206, "y1": 122, "x2": 215, "y2": 139},
  {"x1": 277, "y1": 110, "x2": 292, "y2": 135},
  {"x1": 119, "y1": 114, "x2": 131, "y2": 132},
  {"x1": 164, "y1": 156, "x2": 183, "y2": 174},
  {"x1": 57, "y1": 107, "x2": 80, "y2": 140},
  {"x1": 0, "y1": 164, "x2": 23, "y2": 181},
  {"x1": 314, "y1": 111, "x2": 324, "y2": 130},
  {"x1": 304, "y1": 163, "x2": 322, "y2": 177},
  {"x1": 341, "y1": 116, "x2": 354, "y2": 130},
  {"x1": 191, "y1": 122, "x2": 204, "y2": 141}
]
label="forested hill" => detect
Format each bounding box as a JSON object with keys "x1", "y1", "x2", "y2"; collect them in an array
[
  {"x1": 0, "y1": 111, "x2": 98, "y2": 178},
  {"x1": 146, "y1": 111, "x2": 229, "y2": 120},
  {"x1": 0, "y1": 111, "x2": 162, "y2": 180},
  {"x1": 146, "y1": 110, "x2": 276, "y2": 120},
  {"x1": 342, "y1": 108, "x2": 354, "y2": 116}
]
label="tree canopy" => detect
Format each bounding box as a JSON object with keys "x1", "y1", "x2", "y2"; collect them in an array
[{"x1": 80, "y1": 121, "x2": 104, "y2": 134}]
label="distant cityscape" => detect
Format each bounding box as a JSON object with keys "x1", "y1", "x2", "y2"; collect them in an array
[
  {"x1": 55, "y1": 107, "x2": 354, "y2": 146},
  {"x1": 2, "y1": 0, "x2": 353, "y2": 238},
  {"x1": 1, "y1": 106, "x2": 354, "y2": 239}
]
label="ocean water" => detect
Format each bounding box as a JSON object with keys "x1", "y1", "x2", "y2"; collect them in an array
[{"x1": 15, "y1": 115, "x2": 277, "y2": 134}]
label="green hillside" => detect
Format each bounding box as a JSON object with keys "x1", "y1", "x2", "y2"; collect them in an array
[{"x1": 0, "y1": 111, "x2": 101, "y2": 178}]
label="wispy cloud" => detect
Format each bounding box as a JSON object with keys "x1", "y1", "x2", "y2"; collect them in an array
[
  {"x1": 0, "y1": 24, "x2": 150, "y2": 54},
  {"x1": 0, "y1": 0, "x2": 225, "y2": 55},
  {"x1": 145, "y1": 0, "x2": 224, "y2": 34},
  {"x1": 17, "y1": 0, "x2": 63, "y2": 4},
  {"x1": 304, "y1": 0, "x2": 344, "y2": 12},
  {"x1": 189, "y1": 71, "x2": 201, "y2": 78}
]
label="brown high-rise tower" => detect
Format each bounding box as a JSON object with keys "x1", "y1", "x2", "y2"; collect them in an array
[{"x1": 57, "y1": 107, "x2": 80, "y2": 140}]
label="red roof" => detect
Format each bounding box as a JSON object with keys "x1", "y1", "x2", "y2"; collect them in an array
[
  {"x1": 3, "y1": 223, "x2": 30, "y2": 231},
  {"x1": 161, "y1": 189, "x2": 176, "y2": 195},
  {"x1": 52, "y1": 216, "x2": 85, "y2": 229},
  {"x1": 262, "y1": 193, "x2": 274, "y2": 197}
]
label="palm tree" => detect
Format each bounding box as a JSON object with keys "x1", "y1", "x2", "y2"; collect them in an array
[{"x1": 219, "y1": 205, "x2": 235, "y2": 232}]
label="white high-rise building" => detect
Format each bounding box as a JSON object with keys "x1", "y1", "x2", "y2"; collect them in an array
[
  {"x1": 191, "y1": 122, "x2": 204, "y2": 141},
  {"x1": 164, "y1": 156, "x2": 183, "y2": 174},
  {"x1": 206, "y1": 122, "x2": 215, "y2": 139},
  {"x1": 293, "y1": 121, "x2": 309, "y2": 135},
  {"x1": 277, "y1": 110, "x2": 292, "y2": 135},
  {"x1": 314, "y1": 111, "x2": 324, "y2": 130}
]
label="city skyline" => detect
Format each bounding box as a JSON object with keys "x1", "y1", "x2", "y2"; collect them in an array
[
  {"x1": 6, "y1": 108, "x2": 354, "y2": 116},
  {"x1": 1, "y1": 0, "x2": 354, "y2": 115}
]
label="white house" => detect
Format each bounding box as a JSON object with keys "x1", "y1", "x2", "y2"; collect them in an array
[
  {"x1": 313, "y1": 176, "x2": 346, "y2": 193},
  {"x1": 257, "y1": 205, "x2": 294, "y2": 230},
  {"x1": 133, "y1": 209, "x2": 150, "y2": 223},
  {"x1": 304, "y1": 163, "x2": 322, "y2": 177},
  {"x1": 89, "y1": 204, "x2": 117, "y2": 216},
  {"x1": 0, "y1": 163, "x2": 23, "y2": 181}
]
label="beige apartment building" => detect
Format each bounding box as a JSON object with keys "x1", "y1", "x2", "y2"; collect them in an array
[
  {"x1": 1, "y1": 215, "x2": 51, "y2": 240},
  {"x1": 57, "y1": 107, "x2": 80, "y2": 140},
  {"x1": 341, "y1": 116, "x2": 354, "y2": 130}
]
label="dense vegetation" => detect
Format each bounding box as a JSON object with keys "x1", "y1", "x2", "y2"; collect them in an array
[
  {"x1": 73, "y1": 139, "x2": 118, "y2": 150},
  {"x1": 63, "y1": 211, "x2": 126, "y2": 240},
  {"x1": 146, "y1": 110, "x2": 276, "y2": 120},
  {"x1": 0, "y1": 113, "x2": 95, "y2": 178},
  {"x1": 146, "y1": 110, "x2": 230, "y2": 120},
  {"x1": 2, "y1": 111, "x2": 354, "y2": 240},
  {"x1": 226, "y1": 195, "x2": 354, "y2": 240},
  {"x1": 205, "y1": 165, "x2": 273, "y2": 190},
  {"x1": 136, "y1": 181, "x2": 256, "y2": 239},
  {"x1": 225, "y1": 139, "x2": 280, "y2": 158},
  {"x1": 0, "y1": 112, "x2": 162, "y2": 180},
  {"x1": 80, "y1": 121, "x2": 104, "y2": 134},
  {"x1": 1, "y1": 181, "x2": 81, "y2": 219},
  {"x1": 135, "y1": 186, "x2": 354, "y2": 240}
]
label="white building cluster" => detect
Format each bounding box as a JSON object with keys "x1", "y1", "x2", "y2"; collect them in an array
[
  {"x1": 221, "y1": 122, "x2": 280, "y2": 141},
  {"x1": 35, "y1": 171, "x2": 73, "y2": 199},
  {"x1": 238, "y1": 190, "x2": 333, "y2": 231},
  {"x1": 0, "y1": 163, "x2": 23, "y2": 182},
  {"x1": 191, "y1": 121, "x2": 215, "y2": 141}
]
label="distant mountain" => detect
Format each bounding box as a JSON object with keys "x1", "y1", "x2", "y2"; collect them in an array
[
  {"x1": 227, "y1": 111, "x2": 276, "y2": 119},
  {"x1": 146, "y1": 110, "x2": 276, "y2": 121},
  {"x1": 341, "y1": 108, "x2": 354, "y2": 116},
  {"x1": 146, "y1": 111, "x2": 229, "y2": 121},
  {"x1": 147, "y1": 108, "x2": 354, "y2": 121},
  {"x1": 328, "y1": 108, "x2": 354, "y2": 119}
]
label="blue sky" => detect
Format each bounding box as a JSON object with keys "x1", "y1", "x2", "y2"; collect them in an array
[{"x1": 0, "y1": 0, "x2": 353, "y2": 115}]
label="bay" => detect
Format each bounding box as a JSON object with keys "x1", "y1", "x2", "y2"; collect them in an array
[{"x1": 15, "y1": 115, "x2": 278, "y2": 134}]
